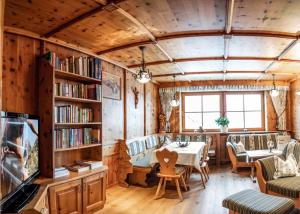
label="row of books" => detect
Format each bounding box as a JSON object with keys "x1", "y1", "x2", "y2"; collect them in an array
[
  {"x1": 45, "y1": 52, "x2": 102, "y2": 79},
  {"x1": 55, "y1": 161, "x2": 103, "y2": 178},
  {"x1": 54, "y1": 128, "x2": 101, "y2": 149},
  {"x1": 54, "y1": 105, "x2": 93, "y2": 123},
  {"x1": 55, "y1": 82, "x2": 102, "y2": 101}
]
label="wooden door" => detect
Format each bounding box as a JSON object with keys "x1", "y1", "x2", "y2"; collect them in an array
[
  {"x1": 82, "y1": 172, "x2": 106, "y2": 214},
  {"x1": 49, "y1": 179, "x2": 82, "y2": 214}
]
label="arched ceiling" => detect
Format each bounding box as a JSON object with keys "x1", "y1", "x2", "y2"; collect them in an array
[{"x1": 4, "y1": 0, "x2": 300, "y2": 82}]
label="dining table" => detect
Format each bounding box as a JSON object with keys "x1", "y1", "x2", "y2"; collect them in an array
[{"x1": 149, "y1": 141, "x2": 206, "y2": 186}]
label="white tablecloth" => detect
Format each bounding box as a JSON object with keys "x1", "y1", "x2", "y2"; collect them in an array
[{"x1": 149, "y1": 141, "x2": 205, "y2": 171}]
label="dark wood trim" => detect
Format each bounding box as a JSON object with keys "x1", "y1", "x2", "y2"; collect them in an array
[
  {"x1": 144, "y1": 84, "x2": 146, "y2": 135},
  {"x1": 123, "y1": 70, "x2": 127, "y2": 139},
  {"x1": 43, "y1": 0, "x2": 123, "y2": 38},
  {"x1": 128, "y1": 56, "x2": 300, "y2": 68},
  {"x1": 0, "y1": 0, "x2": 4, "y2": 110},
  {"x1": 153, "y1": 71, "x2": 263, "y2": 78},
  {"x1": 96, "y1": 30, "x2": 298, "y2": 55},
  {"x1": 181, "y1": 91, "x2": 266, "y2": 132}
]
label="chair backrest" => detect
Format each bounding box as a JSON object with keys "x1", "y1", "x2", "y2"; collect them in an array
[
  {"x1": 202, "y1": 144, "x2": 209, "y2": 163},
  {"x1": 156, "y1": 148, "x2": 178, "y2": 176}
]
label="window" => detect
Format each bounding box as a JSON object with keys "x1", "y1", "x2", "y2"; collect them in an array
[
  {"x1": 182, "y1": 93, "x2": 221, "y2": 131},
  {"x1": 182, "y1": 92, "x2": 264, "y2": 131},
  {"x1": 225, "y1": 93, "x2": 264, "y2": 130}
]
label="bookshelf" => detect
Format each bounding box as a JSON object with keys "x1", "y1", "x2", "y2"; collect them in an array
[{"x1": 39, "y1": 55, "x2": 103, "y2": 178}]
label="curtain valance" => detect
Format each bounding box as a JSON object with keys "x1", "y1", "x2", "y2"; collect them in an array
[{"x1": 159, "y1": 85, "x2": 289, "y2": 93}]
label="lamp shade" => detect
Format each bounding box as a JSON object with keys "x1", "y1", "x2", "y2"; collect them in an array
[
  {"x1": 296, "y1": 91, "x2": 300, "y2": 96},
  {"x1": 170, "y1": 99, "x2": 180, "y2": 107},
  {"x1": 136, "y1": 72, "x2": 151, "y2": 83},
  {"x1": 270, "y1": 89, "x2": 279, "y2": 97}
]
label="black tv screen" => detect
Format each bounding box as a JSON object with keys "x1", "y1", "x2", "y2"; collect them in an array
[{"x1": 0, "y1": 112, "x2": 39, "y2": 202}]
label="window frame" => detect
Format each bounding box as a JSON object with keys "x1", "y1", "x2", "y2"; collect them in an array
[
  {"x1": 181, "y1": 91, "x2": 265, "y2": 132},
  {"x1": 182, "y1": 92, "x2": 223, "y2": 132},
  {"x1": 224, "y1": 91, "x2": 265, "y2": 131}
]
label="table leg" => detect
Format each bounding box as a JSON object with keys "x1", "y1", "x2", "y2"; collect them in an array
[{"x1": 250, "y1": 158, "x2": 256, "y2": 183}]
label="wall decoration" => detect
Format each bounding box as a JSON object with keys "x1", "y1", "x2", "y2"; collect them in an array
[
  {"x1": 132, "y1": 87, "x2": 139, "y2": 108},
  {"x1": 103, "y1": 72, "x2": 121, "y2": 100}
]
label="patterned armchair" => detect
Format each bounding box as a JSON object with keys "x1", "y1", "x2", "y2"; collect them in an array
[
  {"x1": 255, "y1": 142, "x2": 300, "y2": 208},
  {"x1": 226, "y1": 133, "x2": 278, "y2": 172}
]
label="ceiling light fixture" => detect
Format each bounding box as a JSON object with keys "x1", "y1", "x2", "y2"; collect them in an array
[
  {"x1": 270, "y1": 74, "x2": 279, "y2": 97},
  {"x1": 133, "y1": 46, "x2": 152, "y2": 84},
  {"x1": 170, "y1": 75, "x2": 180, "y2": 107}
]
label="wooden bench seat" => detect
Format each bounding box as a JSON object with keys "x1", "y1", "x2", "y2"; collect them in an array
[{"x1": 118, "y1": 135, "x2": 162, "y2": 187}]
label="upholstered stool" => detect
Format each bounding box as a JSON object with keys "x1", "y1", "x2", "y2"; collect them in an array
[{"x1": 222, "y1": 189, "x2": 295, "y2": 214}]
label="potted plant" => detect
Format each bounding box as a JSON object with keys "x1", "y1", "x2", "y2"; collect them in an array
[{"x1": 215, "y1": 116, "x2": 230, "y2": 133}]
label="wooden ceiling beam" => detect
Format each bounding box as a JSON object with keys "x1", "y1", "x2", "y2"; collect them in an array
[
  {"x1": 112, "y1": 3, "x2": 187, "y2": 77},
  {"x1": 128, "y1": 56, "x2": 300, "y2": 68},
  {"x1": 153, "y1": 71, "x2": 263, "y2": 78},
  {"x1": 225, "y1": 0, "x2": 235, "y2": 34},
  {"x1": 257, "y1": 38, "x2": 299, "y2": 81},
  {"x1": 96, "y1": 30, "x2": 297, "y2": 55},
  {"x1": 43, "y1": 0, "x2": 123, "y2": 38}
]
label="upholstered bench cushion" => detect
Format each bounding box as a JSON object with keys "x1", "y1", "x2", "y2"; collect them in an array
[
  {"x1": 132, "y1": 153, "x2": 151, "y2": 168},
  {"x1": 145, "y1": 135, "x2": 158, "y2": 149},
  {"x1": 222, "y1": 189, "x2": 294, "y2": 214},
  {"x1": 267, "y1": 176, "x2": 300, "y2": 198},
  {"x1": 127, "y1": 140, "x2": 146, "y2": 156}
]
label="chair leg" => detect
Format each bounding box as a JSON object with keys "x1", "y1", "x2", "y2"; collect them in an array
[
  {"x1": 203, "y1": 166, "x2": 209, "y2": 181},
  {"x1": 201, "y1": 167, "x2": 208, "y2": 182},
  {"x1": 155, "y1": 177, "x2": 163, "y2": 199},
  {"x1": 174, "y1": 178, "x2": 183, "y2": 201},
  {"x1": 205, "y1": 164, "x2": 210, "y2": 178},
  {"x1": 162, "y1": 178, "x2": 167, "y2": 195},
  {"x1": 180, "y1": 175, "x2": 188, "y2": 192},
  {"x1": 199, "y1": 168, "x2": 206, "y2": 188}
]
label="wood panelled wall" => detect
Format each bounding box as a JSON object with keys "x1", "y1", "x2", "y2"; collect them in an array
[
  {"x1": 291, "y1": 78, "x2": 300, "y2": 140},
  {"x1": 1, "y1": 32, "x2": 158, "y2": 187},
  {"x1": 126, "y1": 71, "x2": 145, "y2": 139},
  {"x1": 2, "y1": 33, "x2": 40, "y2": 114}
]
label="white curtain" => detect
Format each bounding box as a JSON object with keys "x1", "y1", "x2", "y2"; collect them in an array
[
  {"x1": 271, "y1": 90, "x2": 287, "y2": 130},
  {"x1": 159, "y1": 90, "x2": 174, "y2": 122}
]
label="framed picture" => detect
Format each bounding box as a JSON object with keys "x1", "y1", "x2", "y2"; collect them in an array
[{"x1": 103, "y1": 72, "x2": 121, "y2": 100}]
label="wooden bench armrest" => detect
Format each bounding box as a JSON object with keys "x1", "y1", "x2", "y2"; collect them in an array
[{"x1": 255, "y1": 160, "x2": 267, "y2": 193}]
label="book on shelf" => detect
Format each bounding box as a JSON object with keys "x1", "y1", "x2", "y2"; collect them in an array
[
  {"x1": 54, "y1": 105, "x2": 93, "y2": 123},
  {"x1": 75, "y1": 160, "x2": 103, "y2": 170},
  {"x1": 54, "y1": 128, "x2": 101, "y2": 149},
  {"x1": 44, "y1": 52, "x2": 102, "y2": 80},
  {"x1": 64, "y1": 164, "x2": 90, "y2": 173},
  {"x1": 55, "y1": 81, "x2": 101, "y2": 101},
  {"x1": 54, "y1": 167, "x2": 70, "y2": 178}
]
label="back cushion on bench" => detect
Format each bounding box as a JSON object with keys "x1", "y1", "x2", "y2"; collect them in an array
[
  {"x1": 227, "y1": 133, "x2": 278, "y2": 151},
  {"x1": 127, "y1": 140, "x2": 146, "y2": 156},
  {"x1": 146, "y1": 135, "x2": 157, "y2": 149}
]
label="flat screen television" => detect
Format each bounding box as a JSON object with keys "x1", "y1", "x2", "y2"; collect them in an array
[{"x1": 0, "y1": 111, "x2": 40, "y2": 212}]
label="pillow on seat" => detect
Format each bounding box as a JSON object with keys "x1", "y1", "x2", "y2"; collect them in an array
[
  {"x1": 234, "y1": 141, "x2": 246, "y2": 154},
  {"x1": 274, "y1": 154, "x2": 299, "y2": 179}
]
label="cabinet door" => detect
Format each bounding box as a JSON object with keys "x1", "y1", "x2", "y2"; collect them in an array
[
  {"x1": 82, "y1": 172, "x2": 106, "y2": 214},
  {"x1": 49, "y1": 179, "x2": 82, "y2": 214}
]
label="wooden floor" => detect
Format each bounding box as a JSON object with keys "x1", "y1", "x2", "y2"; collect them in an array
[{"x1": 97, "y1": 166, "x2": 258, "y2": 214}]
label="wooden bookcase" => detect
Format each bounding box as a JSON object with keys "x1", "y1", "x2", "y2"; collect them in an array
[{"x1": 39, "y1": 58, "x2": 102, "y2": 178}]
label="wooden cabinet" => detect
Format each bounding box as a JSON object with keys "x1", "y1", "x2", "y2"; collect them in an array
[
  {"x1": 47, "y1": 170, "x2": 107, "y2": 214},
  {"x1": 82, "y1": 172, "x2": 106, "y2": 214},
  {"x1": 49, "y1": 180, "x2": 82, "y2": 214}
]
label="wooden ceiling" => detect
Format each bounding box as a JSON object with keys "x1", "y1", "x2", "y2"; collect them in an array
[{"x1": 4, "y1": 0, "x2": 300, "y2": 82}]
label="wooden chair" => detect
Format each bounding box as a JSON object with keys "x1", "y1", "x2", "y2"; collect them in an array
[
  {"x1": 155, "y1": 148, "x2": 187, "y2": 201},
  {"x1": 200, "y1": 144, "x2": 209, "y2": 183}
]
